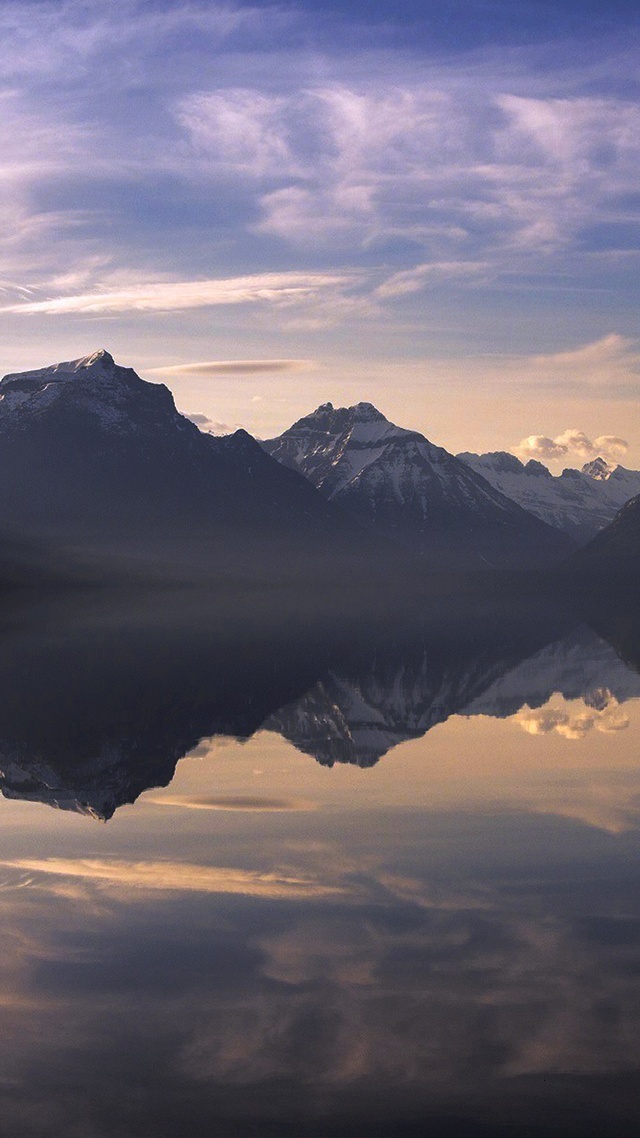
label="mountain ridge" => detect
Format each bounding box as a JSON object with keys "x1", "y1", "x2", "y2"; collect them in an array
[{"x1": 458, "y1": 449, "x2": 640, "y2": 542}]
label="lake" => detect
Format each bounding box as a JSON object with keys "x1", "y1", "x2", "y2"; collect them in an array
[{"x1": 0, "y1": 582, "x2": 638, "y2": 1137}]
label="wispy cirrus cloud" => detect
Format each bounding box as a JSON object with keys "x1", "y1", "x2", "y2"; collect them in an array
[
  {"x1": 0, "y1": 858, "x2": 347, "y2": 899},
  {"x1": 0, "y1": 273, "x2": 351, "y2": 316},
  {"x1": 177, "y1": 80, "x2": 640, "y2": 256},
  {"x1": 0, "y1": 4, "x2": 637, "y2": 315},
  {"x1": 375, "y1": 261, "x2": 491, "y2": 299},
  {"x1": 0, "y1": 0, "x2": 636, "y2": 455},
  {"x1": 491, "y1": 334, "x2": 640, "y2": 402}
]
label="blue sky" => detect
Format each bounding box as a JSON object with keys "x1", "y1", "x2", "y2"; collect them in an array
[{"x1": 0, "y1": 0, "x2": 638, "y2": 463}]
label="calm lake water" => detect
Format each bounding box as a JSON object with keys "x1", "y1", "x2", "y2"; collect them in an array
[{"x1": 0, "y1": 584, "x2": 638, "y2": 1137}]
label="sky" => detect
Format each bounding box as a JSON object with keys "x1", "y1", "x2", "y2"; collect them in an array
[{"x1": 0, "y1": 0, "x2": 639, "y2": 465}]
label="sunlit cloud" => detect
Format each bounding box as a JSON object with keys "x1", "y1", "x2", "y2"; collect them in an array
[
  {"x1": 0, "y1": 273, "x2": 351, "y2": 316},
  {"x1": 514, "y1": 694, "x2": 630, "y2": 740},
  {"x1": 513, "y1": 427, "x2": 629, "y2": 464},
  {"x1": 0, "y1": 859, "x2": 346, "y2": 899},
  {"x1": 181, "y1": 412, "x2": 236, "y2": 433}
]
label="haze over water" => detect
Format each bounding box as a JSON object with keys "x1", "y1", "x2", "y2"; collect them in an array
[{"x1": 0, "y1": 584, "x2": 638, "y2": 1137}]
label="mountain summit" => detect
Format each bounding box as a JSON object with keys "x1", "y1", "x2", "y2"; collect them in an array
[
  {"x1": 581, "y1": 456, "x2": 614, "y2": 481},
  {"x1": 263, "y1": 404, "x2": 573, "y2": 569},
  {"x1": 0, "y1": 349, "x2": 194, "y2": 439}
]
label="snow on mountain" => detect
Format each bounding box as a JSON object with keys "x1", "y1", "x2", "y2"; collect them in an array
[
  {"x1": 582, "y1": 456, "x2": 613, "y2": 481},
  {"x1": 262, "y1": 403, "x2": 573, "y2": 569},
  {"x1": 0, "y1": 349, "x2": 192, "y2": 436},
  {"x1": 457, "y1": 451, "x2": 640, "y2": 543}
]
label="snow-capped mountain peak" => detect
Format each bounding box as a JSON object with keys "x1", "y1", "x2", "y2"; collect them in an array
[
  {"x1": 0, "y1": 348, "x2": 185, "y2": 435},
  {"x1": 2, "y1": 348, "x2": 117, "y2": 388},
  {"x1": 582, "y1": 456, "x2": 615, "y2": 481}
]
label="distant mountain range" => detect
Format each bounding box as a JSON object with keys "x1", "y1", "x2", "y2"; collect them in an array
[
  {"x1": 458, "y1": 450, "x2": 640, "y2": 543},
  {"x1": 0, "y1": 349, "x2": 637, "y2": 581}
]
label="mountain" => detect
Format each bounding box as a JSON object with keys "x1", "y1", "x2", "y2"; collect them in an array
[
  {"x1": 566, "y1": 493, "x2": 640, "y2": 576},
  {"x1": 0, "y1": 350, "x2": 368, "y2": 580},
  {"x1": 262, "y1": 402, "x2": 573, "y2": 569},
  {"x1": 458, "y1": 451, "x2": 640, "y2": 543}
]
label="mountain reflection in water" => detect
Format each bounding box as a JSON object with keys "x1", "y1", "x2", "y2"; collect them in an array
[
  {"x1": 0, "y1": 586, "x2": 637, "y2": 814},
  {"x1": 0, "y1": 583, "x2": 637, "y2": 1137}
]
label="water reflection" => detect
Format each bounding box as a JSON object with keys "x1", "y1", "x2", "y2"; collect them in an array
[
  {"x1": 0, "y1": 585, "x2": 637, "y2": 1136},
  {"x1": 0, "y1": 588, "x2": 637, "y2": 813},
  {"x1": 0, "y1": 810, "x2": 638, "y2": 1136},
  {"x1": 267, "y1": 624, "x2": 640, "y2": 767}
]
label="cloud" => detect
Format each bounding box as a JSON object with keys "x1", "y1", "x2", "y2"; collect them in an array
[
  {"x1": 0, "y1": 273, "x2": 350, "y2": 316},
  {"x1": 513, "y1": 435, "x2": 570, "y2": 462},
  {"x1": 513, "y1": 426, "x2": 629, "y2": 464},
  {"x1": 531, "y1": 334, "x2": 640, "y2": 376},
  {"x1": 0, "y1": 858, "x2": 346, "y2": 899},
  {"x1": 554, "y1": 429, "x2": 629, "y2": 460},
  {"x1": 176, "y1": 77, "x2": 640, "y2": 255},
  {"x1": 0, "y1": 2, "x2": 636, "y2": 391},
  {"x1": 148, "y1": 795, "x2": 315, "y2": 812},
  {"x1": 150, "y1": 359, "x2": 314, "y2": 376},
  {"x1": 514, "y1": 695, "x2": 629, "y2": 740},
  {"x1": 177, "y1": 89, "x2": 300, "y2": 178},
  {"x1": 375, "y1": 261, "x2": 490, "y2": 299},
  {"x1": 182, "y1": 412, "x2": 234, "y2": 434}
]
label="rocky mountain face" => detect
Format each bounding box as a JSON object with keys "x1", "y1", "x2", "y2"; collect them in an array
[
  {"x1": 0, "y1": 351, "x2": 366, "y2": 579},
  {"x1": 458, "y1": 450, "x2": 640, "y2": 543},
  {"x1": 262, "y1": 403, "x2": 573, "y2": 570}
]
